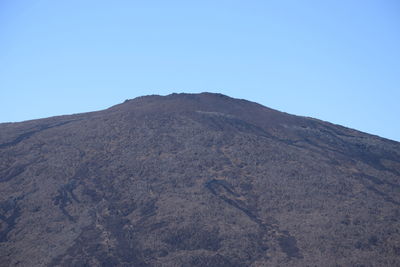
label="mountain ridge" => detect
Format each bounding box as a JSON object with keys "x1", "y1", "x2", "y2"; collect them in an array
[
  {"x1": 0, "y1": 93, "x2": 399, "y2": 266},
  {"x1": 2, "y1": 92, "x2": 397, "y2": 144}
]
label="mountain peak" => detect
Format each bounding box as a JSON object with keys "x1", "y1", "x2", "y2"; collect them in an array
[{"x1": 0, "y1": 93, "x2": 399, "y2": 266}]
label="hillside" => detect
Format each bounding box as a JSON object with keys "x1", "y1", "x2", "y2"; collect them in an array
[{"x1": 1, "y1": 93, "x2": 399, "y2": 266}]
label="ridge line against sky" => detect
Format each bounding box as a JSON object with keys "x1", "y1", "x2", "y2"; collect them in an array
[{"x1": 1, "y1": 0, "x2": 399, "y2": 141}]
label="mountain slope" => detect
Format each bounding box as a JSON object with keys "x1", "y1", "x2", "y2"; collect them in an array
[{"x1": 1, "y1": 93, "x2": 399, "y2": 266}]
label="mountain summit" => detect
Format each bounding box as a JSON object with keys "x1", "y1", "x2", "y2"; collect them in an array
[{"x1": 1, "y1": 93, "x2": 399, "y2": 266}]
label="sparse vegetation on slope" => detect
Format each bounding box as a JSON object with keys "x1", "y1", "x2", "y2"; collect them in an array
[{"x1": 0, "y1": 93, "x2": 399, "y2": 266}]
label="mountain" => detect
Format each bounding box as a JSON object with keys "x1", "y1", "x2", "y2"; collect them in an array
[{"x1": 0, "y1": 93, "x2": 399, "y2": 266}]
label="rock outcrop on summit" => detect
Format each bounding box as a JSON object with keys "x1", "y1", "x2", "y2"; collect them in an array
[{"x1": 1, "y1": 93, "x2": 399, "y2": 266}]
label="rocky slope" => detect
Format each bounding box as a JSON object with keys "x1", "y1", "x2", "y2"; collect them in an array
[{"x1": 0, "y1": 93, "x2": 399, "y2": 266}]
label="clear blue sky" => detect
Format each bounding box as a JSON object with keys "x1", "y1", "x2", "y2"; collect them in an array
[{"x1": 1, "y1": 0, "x2": 399, "y2": 141}]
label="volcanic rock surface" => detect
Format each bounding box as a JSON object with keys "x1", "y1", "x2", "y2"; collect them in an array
[{"x1": 0, "y1": 93, "x2": 399, "y2": 266}]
